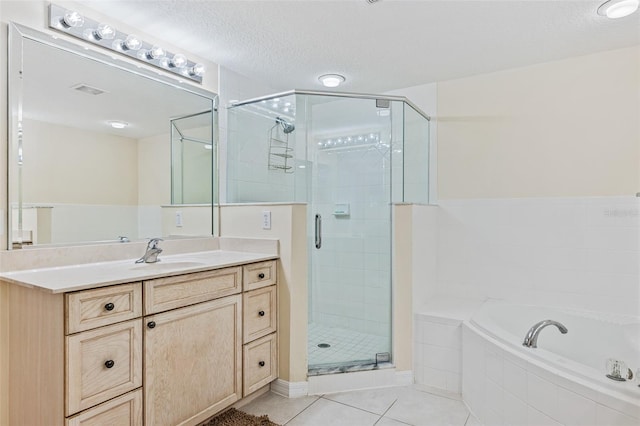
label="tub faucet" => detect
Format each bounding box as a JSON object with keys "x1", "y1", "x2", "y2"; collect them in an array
[
  {"x1": 522, "y1": 319, "x2": 568, "y2": 348},
  {"x1": 135, "y1": 238, "x2": 163, "y2": 264}
]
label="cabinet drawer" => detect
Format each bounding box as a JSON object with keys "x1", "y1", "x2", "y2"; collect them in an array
[
  {"x1": 66, "y1": 283, "x2": 142, "y2": 334},
  {"x1": 66, "y1": 319, "x2": 142, "y2": 416},
  {"x1": 243, "y1": 260, "x2": 277, "y2": 291},
  {"x1": 144, "y1": 266, "x2": 242, "y2": 314},
  {"x1": 66, "y1": 389, "x2": 142, "y2": 426},
  {"x1": 243, "y1": 285, "x2": 277, "y2": 343},
  {"x1": 243, "y1": 333, "x2": 278, "y2": 397}
]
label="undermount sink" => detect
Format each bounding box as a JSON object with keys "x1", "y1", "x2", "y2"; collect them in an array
[{"x1": 129, "y1": 261, "x2": 206, "y2": 271}]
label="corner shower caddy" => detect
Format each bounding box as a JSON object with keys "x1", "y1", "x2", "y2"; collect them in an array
[{"x1": 268, "y1": 117, "x2": 294, "y2": 173}]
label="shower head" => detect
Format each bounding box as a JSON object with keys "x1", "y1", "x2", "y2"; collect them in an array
[{"x1": 276, "y1": 117, "x2": 295, "y2": 134}]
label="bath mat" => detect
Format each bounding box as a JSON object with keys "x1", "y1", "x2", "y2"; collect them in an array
[{"x1": 201, "y1": 408, "x2": 280, "y2": 426}]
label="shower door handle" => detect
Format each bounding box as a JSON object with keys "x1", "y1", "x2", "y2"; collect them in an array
[{"x1": 315, "y1": 214, "x2": 322, "y2": 249}]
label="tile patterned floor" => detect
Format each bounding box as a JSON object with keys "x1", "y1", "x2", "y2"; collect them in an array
[
  {"x1": 308, "y1": 323, "x2": 390, "y2": 367},
  {"x1": 239, "y1": 385, "x2": 480, "y2": 426}
]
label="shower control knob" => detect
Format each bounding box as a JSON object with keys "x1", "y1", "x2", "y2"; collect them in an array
[
  {"x1": 258, "y1": 310, "x2": 265, "y2": 317},
  {"x1": 147, "y1": 321, "x2": 156, "y2": 329},
  {"x1": 259, "y1": 361, "x2": 265, "y2": 367},
  {"x1": 258, "y1": 273, "x2": 265, "y2": 279},
  {"x1": 104, "y1": 360, "x2": 115, "y2": 369},
  {"x1": 104, "y1": 303, "x2": 115, "y2": 311}
]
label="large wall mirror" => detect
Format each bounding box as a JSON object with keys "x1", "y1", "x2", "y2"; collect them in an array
[{"x1": 8, "y1": 23, "x2": 218, "y2": 249}]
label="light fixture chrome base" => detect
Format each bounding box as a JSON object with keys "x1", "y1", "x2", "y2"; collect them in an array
[{"x1": 48, "y1": 3, "x2": 204, "y2": 83}]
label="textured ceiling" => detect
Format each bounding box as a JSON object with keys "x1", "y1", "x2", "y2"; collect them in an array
[{"x1": 85, "y1": 1, "x2": 639, "y2": 93}]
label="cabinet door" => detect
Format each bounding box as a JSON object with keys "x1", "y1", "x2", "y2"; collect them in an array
[{"x1": 144, "y1": 294, "x2": 242, "y2": 426}]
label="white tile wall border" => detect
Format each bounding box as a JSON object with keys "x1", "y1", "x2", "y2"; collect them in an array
[
  {"x1": 413, "y1": 297, "x2": 482, "y2": 396},
  {"x1": 435, "y1": 196, "x2": 640, "y2": 317}
]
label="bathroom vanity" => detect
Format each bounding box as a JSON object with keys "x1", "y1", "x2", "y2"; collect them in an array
[{"x1": 2, "y1": 249, "x2": 278, "y2": 426}]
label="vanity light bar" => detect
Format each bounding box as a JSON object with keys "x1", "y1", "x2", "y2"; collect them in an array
[{"x1": 48, "y1": 4, "x2": 204, "y2": 83}]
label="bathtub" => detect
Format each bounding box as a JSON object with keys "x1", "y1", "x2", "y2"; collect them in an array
[{"x1": 462, "y1": 301, "x2": 640, "y2": 426}]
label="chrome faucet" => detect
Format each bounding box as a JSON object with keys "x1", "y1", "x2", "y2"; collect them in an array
[
  {"x1": 522, "y1": 319, "x2": 568, "y2": 348},
  {"x1": 135, "y1": 238, "x2": 163, "y2": 264}
]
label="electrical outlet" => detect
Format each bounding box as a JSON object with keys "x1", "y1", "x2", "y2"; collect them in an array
[
  {"x1": 175, "y1": 211, "x2": 183, "y2": 227},
  {"x1": 262, "y1": 211, "x2": 271, "y2": 230}
]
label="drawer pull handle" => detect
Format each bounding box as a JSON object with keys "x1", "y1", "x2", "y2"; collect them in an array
[
  {"x1": 104, "y1": 302, "x2": 115, "y2": 311},
  {"x1": 258, "y1": 310, "x2": 265, "y2": 317},
  {"x1": 258, "y1": 273, "x2": 265, "y2": 279},
  {"x1": 147, "y1": 321, "x2": 156, "y2": 329},
  {"x1": 104, "y1": 360, "x2": 115, "y2": 369},
  {"x1": 259, "y1": 361, "x2": 265, "y2": 367}
]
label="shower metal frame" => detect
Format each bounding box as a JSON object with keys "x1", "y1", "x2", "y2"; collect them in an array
[
  {"x1": 229, "y1": 89, "x2": 431, "y2": 122},
  {"x1": 170, "y1": 110, "x2": 214, "y2": 205}
]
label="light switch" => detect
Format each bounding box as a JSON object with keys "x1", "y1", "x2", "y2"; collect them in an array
[
  {"x1": 262, "y1": 211, "x2": 271, "y2": 230},
  {"x1": 175, "y1": 211, "x2": 183, "y2": 227}
]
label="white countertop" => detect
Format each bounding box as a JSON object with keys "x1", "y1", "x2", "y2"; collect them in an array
[{"x1": 0, "y1": 250, "x2": 278, "y2": 294}]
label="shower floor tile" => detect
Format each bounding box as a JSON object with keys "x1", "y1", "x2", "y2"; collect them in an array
[{"x1": 308, "y1": 323, "x2": 390, "y2": 368}]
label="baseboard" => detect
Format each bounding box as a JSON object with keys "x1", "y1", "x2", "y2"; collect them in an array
[
  {"x1": 413, "y1": 383, "x2": 462, "y2": 401},
  {"x1": 394, "y1": 370, "x2": 414, "y2": 386},
  {"x1": 270, "y1": 379, "x2": 309, "y2": 398}
]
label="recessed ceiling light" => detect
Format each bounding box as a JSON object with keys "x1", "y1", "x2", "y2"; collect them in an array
[
  {"x1": 318, "y1": 74, "x2": 345, "y2": 88},
  {"x1": 598, "y1": 0, "x2": 639, "y2": 18},
  {"x1": 108, "y1": 120, "x2": 128, "y2": 129}
]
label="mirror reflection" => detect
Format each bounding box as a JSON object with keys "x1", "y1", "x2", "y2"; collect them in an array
[{"x1": 10, "y1": 26, "x2": 217, "y2": 248}]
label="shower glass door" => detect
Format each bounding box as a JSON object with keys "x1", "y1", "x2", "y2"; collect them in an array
[{"x1": 305, "y1": 95, "x2": 394, "y2": 372}]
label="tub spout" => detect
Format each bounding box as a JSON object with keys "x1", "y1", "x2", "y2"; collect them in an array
[{"x1": 522, "y1": 319, "x2": 568, "y2": 348}]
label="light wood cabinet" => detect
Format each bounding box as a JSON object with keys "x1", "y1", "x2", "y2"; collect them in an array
[
  {"x1": 7, "y1": 258, "x2": 278, "y2": 426},
  {"x1": 243, "y1": 333, "x2": 278, "y2": 396},
  {"x1": 66, "y1": 390, "x2": 143, "y2": 426},
  {"x1": 66, "y1": 283, "x2": 142, "y2": 334},
  {"x1": 241, "y1": 260, "x2": 278, "y2": 398},
  {"x1": 144, "y1": 295, "x2": 242, "y2": 426},
  {"x1": 144, "y1": 266, "x2": 242, "y2": 314},
  {"x1": 66, "y1": 319, "x2": 142, "y2": 415},
  {"x1": 243, "y1": 285, "x2": 277, "y2": 343},
  {"x1": 243, "y1": 260, "x2": 277, "y2": 291}
]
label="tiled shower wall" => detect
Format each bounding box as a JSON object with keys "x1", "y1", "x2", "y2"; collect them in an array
[
  {"x1": 434, "y1": 196, "x2": 640, "y2": 317},
  {"x1": 226, "y1": 108, "x2": 299, "y2": 203}
]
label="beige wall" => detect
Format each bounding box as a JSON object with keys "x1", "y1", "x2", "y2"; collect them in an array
[
  {"x1": 23, "y1": 119, "x2": 139, "y2": 205},
  {"x1": 138, "y1": 133, "x2": 171, "y2": 206},
  {"x1": 437, "y1": 45, "x2": 640, "y2": 199},
  {"x1": 220, "y1": 204, "x2": 308, "y2": 383},
  {"x1": 391, "y1": 205, "x2": 413, "y2": 372},
  {"x1": 0, "y1": 2, "x2": 219, "y2": 423}
]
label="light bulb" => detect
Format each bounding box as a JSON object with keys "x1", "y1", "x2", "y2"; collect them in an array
[
  {"x1": 189, "y1": 63, "x2": 205, "y2": 77},
  {"x1": 169, "y1": 53, "x2": 187, "y2": 68},
  {"x1": 598, "y1": 0, "x2": 639, "y2": 18},
  {"x1": 146, "y1": 45, "x2": 166, "y2": 60},
  {"x1": 122, "y1": 34, "x2": 142, "y2": 51},
  {"x1": 108, "y1": 120, "x2": 128, "y2": 129},
  {"x1": 318, "y1": 74, "x2": 345, "y2": 88},
  {"x1": 62, "y1": 10, "x2": 84, "y2": 28},
  {"x1": 94, "y1": 23, "x2": 115, "y2": 40}
]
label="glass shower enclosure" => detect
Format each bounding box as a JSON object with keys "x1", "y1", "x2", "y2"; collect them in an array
[{"x1": 227, "y1": 91, "x2": 430, "y2": 374}]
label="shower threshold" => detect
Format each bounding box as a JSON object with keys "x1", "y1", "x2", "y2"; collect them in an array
[{"x1": 308, "y1": 361, "x2": 394, "y2": 377}]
